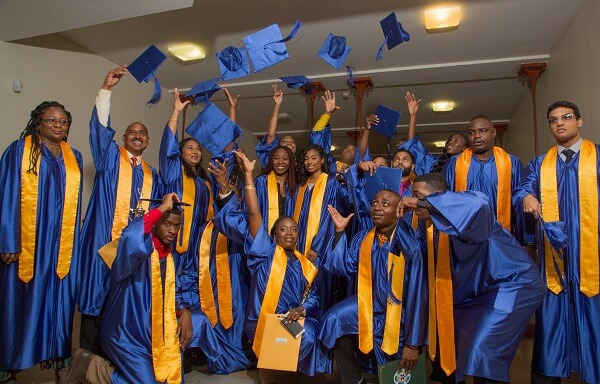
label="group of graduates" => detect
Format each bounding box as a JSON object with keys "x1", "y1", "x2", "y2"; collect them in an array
[{"x1": 0, "y1": 64, "x2": 598, "y2": 384}]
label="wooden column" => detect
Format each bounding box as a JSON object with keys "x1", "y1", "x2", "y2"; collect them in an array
[
  {"x1": 518, "y1": 62, "x2": 547, "y2": 156},
  {"x1": 351, "y1": 77, "x2": 374, "y2": 129},
  {"x1": 494, "y1": 123, "x2": 508, "y2": 147},
  {"x1": 307, "y1": 81, "x2": 326, "y2": 128}
]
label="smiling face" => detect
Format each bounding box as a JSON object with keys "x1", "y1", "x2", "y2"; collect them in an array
[
  {"x1": 370, "y1": 190, "x2": 401, "y2": 231},
  {"x1": 122, "y1": 122, "x2": 149, "y2": 156},
  {"x1": 273, "y1": 217, "x2": 299, "y2": 250},
  {"x1": 340, "y1": 145, "x2": 356, "y2": 164},
  {"x1": 180, "y1": 139, "x2": 202, "y2": 167},
  {"x1": 38, "y1": 107, "x2": 69, "y2": 145},
  {"x1": 467, "y1": 118, "x2": 495, "y2": 155},
  {"x1": 280, "y1": 135, "x2": 297, "y2": 154},
  {"x1": 445, "y1": 133, "x2": 468, "y2": 156},
  {"x1": 548, "y1": 106, "x2": 582, "y2": 147},
  {"x1": 271, "y1": 148, "x2": 290, "y2": 176},
  {"x1": 303, "y1": 149, "x2": 324, "y2": 175},
  {"x1": 153, "y1": 211, "x2": 182, "y2": 246}
]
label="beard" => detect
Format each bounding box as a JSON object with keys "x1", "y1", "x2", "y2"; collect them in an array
[{"x1": 401, "y1": 167, "x2": 412, "y2": 177}]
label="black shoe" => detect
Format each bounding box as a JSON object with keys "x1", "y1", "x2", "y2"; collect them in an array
[{"x1": 65, "y1": 348, "x2": 94, "y2": 384}]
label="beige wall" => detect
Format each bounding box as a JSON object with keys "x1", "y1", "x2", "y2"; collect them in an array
[
  {"x1": 505, "y1": 0, "x2": 600, "y2": 164},
  {"x1": 0, "y1": 35, "x2": 257, "y2": 207}
]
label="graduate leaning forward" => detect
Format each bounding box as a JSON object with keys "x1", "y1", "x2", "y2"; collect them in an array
[
  {"x1": 402, "y1": 173, "x2": 545, "y2": 384},
  {"x1": 318, "y1": 188, "x2": 426, "y2": 384},
  {"x1": 66, "y1": 193, "x2": 194, "y2": 384},
  {"x1": 513, "y1": 101, "x2": 600, "y2": 384},
  {"x1": 78, "y1": 66, "x2": 160, "y2": 355},
  {"x1": 0, "y1": 101, "x2": 83, "y2": 382},
  {"x1": 211, "y1": 150, "x2": 333, "y2": 377}
]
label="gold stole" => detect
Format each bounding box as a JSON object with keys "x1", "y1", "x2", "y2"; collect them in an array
[
  {"x1": 112, "y1": 147, "x2": 153, "y2": 239},
  {"x1": 252, "y1": 245, "x2": 317, "y2": 356},
  {"x1": 455, "y1": 147, "x2": 512, "y2": 230},
  {"x1": 357, "y1": 228, "x2": 406, "y2": 355},
  {"x1": 198, "y1": 221, "x2": 233, "y2": 328},
  {"x1": 293, "y1": 173, "x2": 328, "y2": 258},
  {"x1": 426, "y1": 221, "x2": 456, "y2": 375},
  {"x1": 177, "y1": 168, "x2": 196, "y2": 254},
  {"x1": 19, "y1": 136, "x2": 80, "y2": 283},
  {"x1": 540, "y1": 141, "x2": 599, "y2": 296},
  {"x1": 150, "y1": 250, "x2": 181, "y2": 384},
  {"x1": 267, "y1": 172, "x2": 280, "y2": 232}
]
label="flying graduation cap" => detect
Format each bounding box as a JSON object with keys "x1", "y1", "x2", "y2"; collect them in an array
[
  {"x1": 128, "y1": 45, "x2": 168, "y2": 106},
  {"x1": 317, "y1": 33, "x2": 356, "y2": 86},
  {"x1": 216, "y1": 46, "x2": 251, "y2": 81},
  {"x1": 279, "y1": 75, "x2": 312, "y2": 94},
  {"x1": 372, "y1": 105, "x2": 402, "y2": 139},
  {"x1": 243, "y1": 20, "x2": 303, "y2": 72},
  {"x1": 376, "y1": 12, "x2": 410, "y2": 61},
  {"x1": 185, "y1": 103, "x2": 242, "y2": 155},
  {"x1": 185, "y1": 77, "x2": 221, "y2": 104}
]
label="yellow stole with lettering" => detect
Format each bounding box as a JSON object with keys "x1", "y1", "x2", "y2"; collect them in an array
[
  {"x1": 112, "y1": 147, "x2": 153, "y2": 239},
  {"x1": 293, "y1": 173, "x2": 328, "y2": 258},
  {"x1": 252, "y1": 245, "x2": 318, "y2": 356},
  {"x1": 150, "y1": 250, "x2": 181, "y2": 384},
  {"x1": 540, "y1": 141, "x2": 599, "y2": 296},
  {"x1": 455, "y1": 147, "x2": 512, "y2": 230},
  {"x1": 426, "y1": 221, "x2": 456, "y2": 375},
  {"x1": 198, "y1": 221, "x2": 233, "y2": 328},
  {"x1": 357, "y1": 228, "x2": 406, "y2": 355},
  {"x1": 19, "y1": 136, "x2": 80, "y2": 283},
  {"x1": 267, "y1": 172, "x2": 280, "y2": 232}
]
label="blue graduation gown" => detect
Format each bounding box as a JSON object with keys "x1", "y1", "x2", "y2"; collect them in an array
[
  {"x1": 0, "y1": 139, "x2": 83, "y2": 369},
  {"x1": 77, "y1": 107, "x2": 160, "y2": 316},
  {"x1": 213, "y1": 199, "x2": 333, "y2": 376},
  {"x1": 400, "y1": 136, "x2": 441, "y2": 175},
  {"x1": 100, "y1": 218, "x2": 183, "y2": 384},
  {"x1": 513, "y1": 146, "x2": 600, "y2": 384},
  {"x1": 445, "y1": 150, "x2": 529, "y2": 245},
  {"x1": 318, "y1": 221, "x2": 426, "y2": 371},
  {"x1": 426, "y1": 190, "x2": 545, "y2": 382}
]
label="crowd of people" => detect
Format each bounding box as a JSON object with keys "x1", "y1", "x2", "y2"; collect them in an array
[{"x1": 0, "y1": 65, "x2": 598, "y2": 384}]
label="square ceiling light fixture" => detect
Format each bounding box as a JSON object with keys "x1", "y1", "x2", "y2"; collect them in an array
[
  {"x1": 425, "y1": 6, "x2": 461, "y2": 31},
  {"x1": 168, "y1": 43, "x2": 206, "y2": 62},
  {"x1": 432, "y1": 101, "x2": 455, "y2": 112}
]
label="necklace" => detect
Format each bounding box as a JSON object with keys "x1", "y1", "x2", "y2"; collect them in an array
[{"x1": 42, "y1": 141, "x2": 61, "y2": 150}]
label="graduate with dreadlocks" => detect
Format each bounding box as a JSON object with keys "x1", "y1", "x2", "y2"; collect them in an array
[{"x1": 0, "y1": 101, "x2": 83, "y2": 382}]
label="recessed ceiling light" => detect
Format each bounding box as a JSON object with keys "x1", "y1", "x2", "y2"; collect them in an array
[
  {"x1": 425, "y1": 6, "x2": 461, "y2": 31},
  {"x1": 433, "y1": 140, "x2": 447, "y2": 148},
  {"x1": 432, "y1": 101, "x2": 455, "y2": 112},
  {"x1": 168, "y1": 43, "x2": 205, "y2": 62}
]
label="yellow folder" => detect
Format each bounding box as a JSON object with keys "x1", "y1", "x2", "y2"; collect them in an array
[{"x1": 257, "y1": 314, "x2": 304, "y2": 372}]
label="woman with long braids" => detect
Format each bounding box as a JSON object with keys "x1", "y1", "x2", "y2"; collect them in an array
[{"x1": 0, "y1": 101, "x2": 83, "y2": 382}]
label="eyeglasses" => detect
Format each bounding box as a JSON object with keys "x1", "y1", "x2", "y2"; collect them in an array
[
  {"x1": 41, "y1": 117, "x2": 70, "y2": 126},
  {"x1": 548, "y1": 113, "x2": 576, "y2": 125}
]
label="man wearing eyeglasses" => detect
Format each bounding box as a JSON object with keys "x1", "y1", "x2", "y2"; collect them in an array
[
  {"x1": 514, "y1": 101, "x2": 600, "y2": 384},
  {"x1": 77, "y1": 66, "x2": 161, "y2": 357}
]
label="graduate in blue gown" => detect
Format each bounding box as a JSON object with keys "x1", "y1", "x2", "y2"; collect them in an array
[
  {"x1": 403, "y1": 173, "x2": 545, "y2": 383},
  {"x1": 212, "y1": 150, "x2": 333, "y2": 377},
  {"x1": 513, "y1": 101, "x2": 600, "y2": 384},
  {"x1": 0, "y1": 101, "x2": 82, "y2": 381},
  {"x1": 444, "y1": 115, "x2": 528, "y2": 245},
  {"x1": 318, "y1": 189, "x2": 427, "y2": 384},
  {"x1": 78, "y1": 67, "x2": 160, "y2": 354}
]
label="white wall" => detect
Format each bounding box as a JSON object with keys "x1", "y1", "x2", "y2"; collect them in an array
[{"x1": 505, "y1": 0, "x2": 600, "y2": 163}]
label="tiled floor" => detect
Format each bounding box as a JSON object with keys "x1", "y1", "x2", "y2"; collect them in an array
[{"x1": 12, "y1": 312, "x2": 586, "y2": 383}]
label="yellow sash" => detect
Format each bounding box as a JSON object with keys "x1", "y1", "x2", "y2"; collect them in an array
[
  {"x1": 252, "y1": 245, "x2": 317, "y2": 356},
  {"x1": 357, "y1": 228, "x2": 405, "y2": 355},
  {"x1": 177, "y1": 169, "x2": 195, "y2": 254},
  {"x1": 540, "y1": 141, "x2": 599, "y2": 296},
  {"x1": 198, "y1": 221, "x2": 233, "y2": 328},
  {"x1": 150, "y1": 250, "x2": 181, "y2": 384},
  {"x1": 293, "y1": 173, "x2": 328, "y2": 258},
  {"x1": 455, "y1": 147, "x2": 512, "y2": 230},
  {"x1": 267, "y1": 172, "x2": 280, "y2": 232},
  {"x1": 112, "y1": 147, "x2": 153, "y2": 239},
  {"x1": 19, "y1": 136, "x2": 80, "y2": 283},
  {"x1": 426, "y1": 221, "x2": 456, "y2": 375},
  {"x1": 205, "y1": 180, "x2": 214, "y2": 221}
]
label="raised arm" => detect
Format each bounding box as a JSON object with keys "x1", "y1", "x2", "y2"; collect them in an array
[
  {"x1": 357, "y1": 114, "x2": 379, "y2": 159},
  {"x1": 265, "y1": 84, "x2": 283, "y2": 145},
  {"x1": 167, "y1": 88, "x2": 191, "y2": 136},
  {"x1": 96, "y1": 65, "x2": 127, "y2": 126},
  {"x1": 405, "y1": 91, "x2": 421, "y2": 141},
  {"x1": 223, "y1": 87, "x2": 240, "y2": 123},
  {"x1": 233, "y1": 150, "x2": 262, "y2": 238}
]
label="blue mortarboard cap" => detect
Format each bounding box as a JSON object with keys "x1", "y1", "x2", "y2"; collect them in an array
[
  {"x1": 216, "y1": 46, "x2": 251, "y2": 81},
  {"x1": 186, "y1": 77, "x2": 221, "y2": 104},
  {"x1": 279, "y1": 75, "x2": 312, "y2": 94},
  {"x1": 185, "y1": 102, "x2": 242, "y2": 155},
  {"x1": 243, "y1": 20, "x2": 302, "y2": 72},
  {"x1": 376, "y1": 12, "x2": 410, "y2": 61},
  {"x1": 318, "y1": 33, "x2": 352, "y2": 71},
  {"x1": 372, "y1": 105, "x2": 401, "y2": 139},
  {"x1": 539, "y1": 217, "x2": 568, "y2": 254},
  {"x1": 128, "y1": 45, "x2": 168, "y2": 105},
  {"x1": 364, "y1": 166, "x2": 403, "y2": 203}
]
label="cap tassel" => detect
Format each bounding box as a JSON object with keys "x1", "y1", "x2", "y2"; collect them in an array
[
  {"x1": 147, "y1": 74, "x2": 162, "y2": 106},
  {"x1": 279, "y1": 20, "x2": 303, "y2": 43},
  {"x1": 346, "y1": 65, "x2": 356, "y2": 87},
  {"x1": 375, "y1": 34, "x2": 390, "y2": 62}
]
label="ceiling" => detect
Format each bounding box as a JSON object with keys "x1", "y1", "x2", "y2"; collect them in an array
[{"x1": 1, "y1": 0, "x2": 585, "y2": 157}]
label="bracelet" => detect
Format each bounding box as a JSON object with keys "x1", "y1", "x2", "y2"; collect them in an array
[
  {"x1": 299, "y1": 307, "x2": 307, "y2": 317},
  {"x1": 169, "y1": 119, "x2": 178, "y2": 122},
  {"x1": 244, "y1": 185, "x2": 256, "y2": 190}
]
